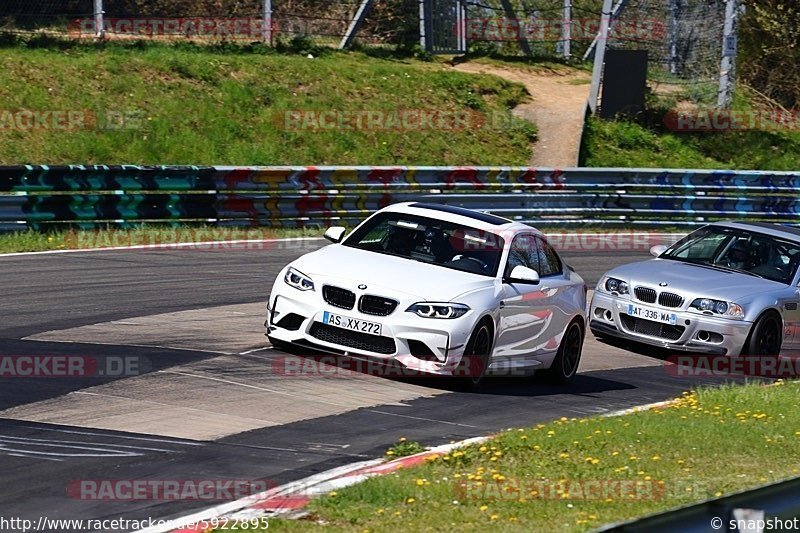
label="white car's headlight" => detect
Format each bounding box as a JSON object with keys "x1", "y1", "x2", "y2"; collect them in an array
[
  {"x1": 603, "y1": 276, "x2": 629, "y2": 295},
  {"x1": 690, "y1": 298, "x2": 744, "y2": 319},
  {"x1": 284, "y1": 267, "x2": 314, "y2": 291},
  {"x1": 406, "y1": 302, "x2": 470, "y2": 319}
]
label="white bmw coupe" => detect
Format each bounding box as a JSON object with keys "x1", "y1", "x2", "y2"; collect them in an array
[{"x1": 266, "y1": 202, "x2": 587, "y2": 386}]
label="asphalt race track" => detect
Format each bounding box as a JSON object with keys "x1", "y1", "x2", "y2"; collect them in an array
[{"x1": 0, "y1": 238, "x2": 733, "y2": 531}]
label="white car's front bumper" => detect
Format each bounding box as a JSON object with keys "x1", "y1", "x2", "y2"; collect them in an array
[
  {"x1": 589, "y1": 291, "x2": 753, "y2": 355},
  {"x1": 265, "y1": 287, "x2": 476, "y2": 377}
]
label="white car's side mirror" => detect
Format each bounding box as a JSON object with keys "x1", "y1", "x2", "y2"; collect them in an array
[
  {"x1": 507, "y1": 265, "x2": 540, "y2": 284},
  {"x1": 650, "y1": 244, "x2": 668, "y2": 257},
  {"x1": 324, "y1": 226, "x2": 346, "y2": 243}
]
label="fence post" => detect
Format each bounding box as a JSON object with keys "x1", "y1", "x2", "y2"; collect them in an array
[
  {"x1": 668, "y1": 0, "x2": 679, "y2": 74},
  {"x1": 716, "y1": 0, "x2": 739, "y2": 109},
  {"x1": 262, "y1": 0, "x2": 273, "y2": 45},
  {"x1": 562, "y1": 0, "x2": 571, "y2": 59},
  {"x1": 588, "y1": 0, "x2": 613, "y2": 113},
  {"x1": 93, "y1": 0, "x2": 104, "y2": 39}
]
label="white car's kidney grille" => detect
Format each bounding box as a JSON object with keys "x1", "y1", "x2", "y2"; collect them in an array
[
  {"x1": 620, "y1": 315, "x2": 684, "y2": 341},
  {"x1": 309, "y1": 323, "x2": 396, "y2": 354},
  {"x1": 634, "y1": 287, "x2": 657, "y2": 303},
  {"x1": 658, "y1": 292, "x2": 684, "y2": 308},
  {"x1": 358, "y1": 295, "x2": 398, "y2": 316},
  {"x1": 322, "y1": 285, "x2": 356, "y2": 310}
]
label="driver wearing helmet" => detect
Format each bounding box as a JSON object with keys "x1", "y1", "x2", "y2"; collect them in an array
[{"x1": 725, "y1": 240, "x2": 752, "y2": 270}]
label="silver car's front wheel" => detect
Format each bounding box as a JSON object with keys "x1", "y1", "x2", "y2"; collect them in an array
[
  {"x1": 457, "y1": 322, "x2": 492, "y2": 390},
  {"x1": 742, "y1": 312, "x2": 782, "y2": 356}
]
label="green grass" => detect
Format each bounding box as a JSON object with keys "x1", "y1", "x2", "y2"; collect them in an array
[
  {"x1": 581, "y1": 90, "x2": 800, "y2": 170},
  {"x1": 0, "y1": 40, "x2": 535, "y2": 166},
  {"x1": 0, "y1": 226, "x2": 323, "y2": 253},
  {"x1": 248, "y1": 381, "x2": 800, "y2": 532}
]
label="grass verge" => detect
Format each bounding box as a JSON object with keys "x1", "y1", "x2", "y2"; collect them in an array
[
  {"x1": 0, "y1": 226, "x2": 687, "y2": 254},
  {"x1": 247, "y1": 380, "x2": 800, "y2": 532},
  {"x1": 0, "y1": 40, "x2": 535, "y2": 166},
  {"x1": 580, "y1": 89, "x2": 800, "y2": 170}
]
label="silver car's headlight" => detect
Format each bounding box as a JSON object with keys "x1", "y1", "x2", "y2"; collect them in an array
[
  {"x1": 406, "y1": 302, "x2": 470, "y2": 319},
  {"x1": 284, "y1": 267, "x2": 315, "y2": 291},
  {"x1": 603, "y1": 277, "x2": 629, "y2": 295},
  {"x1": 690, "y1": 298, "x2": 744, "y2": 319}
]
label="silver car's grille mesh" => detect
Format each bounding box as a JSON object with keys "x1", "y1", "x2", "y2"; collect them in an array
[
  {"x1": 322, "y1": 285, "x2": 356, "y2": 310},
  {"x1": 358, "y1": 295, "x2": 398, "y2": 316},
  {"x1": 658, "y1": 292, "x2": 684, "y2": 308},
  {"x1": 634, "y1": 287, "x2": 657, "y2": 303},
  {"x1": 309, "y1": 322, "x2": 396, "y2": 354},
  {"x1": 620, "y1": 315, "x2": 685, "y2": 341}
]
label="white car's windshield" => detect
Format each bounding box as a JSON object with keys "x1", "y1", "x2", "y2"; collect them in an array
[
  {"x1": 343, "y1": 212, "x2": 505, "y2": 277},
  {"x1": 662, "y1": 226, "x2": 800, "y2": 284}
]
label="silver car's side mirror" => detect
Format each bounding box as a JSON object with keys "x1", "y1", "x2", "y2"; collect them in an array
[
  {"x1": 650, "y1": 244, "x2": 668, "y2": 257},
  {"x1": 507, "y1": 265, "x2": 540, "y2": 284},
  {"x1": 324, "y1": 226, "x2": 346, "y2": 243}
]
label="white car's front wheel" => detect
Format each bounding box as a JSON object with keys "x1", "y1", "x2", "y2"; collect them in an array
[{"x1": 457, "y1": 321, "x2": 493, "y2": 390}]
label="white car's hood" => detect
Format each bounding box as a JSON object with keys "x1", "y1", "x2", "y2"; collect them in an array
[{"x1": 293, "y1": 244, "x2": 495, "y2": 301}]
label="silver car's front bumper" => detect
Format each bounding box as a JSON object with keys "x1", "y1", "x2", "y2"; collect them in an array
[{"x1": 589, "y1": 291, "x2": 753, "y2": 355}]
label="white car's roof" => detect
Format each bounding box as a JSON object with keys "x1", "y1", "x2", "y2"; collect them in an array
[{"x1": 381, "y1": 202, "x2": 536, "y2": 235}]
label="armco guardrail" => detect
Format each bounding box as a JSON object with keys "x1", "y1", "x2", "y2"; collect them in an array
[
  {"x1": 1, "y1": 165, "x2": 799, "y2": 231},
  {"x1": 599, "y1": 476, "x2": 800, "y2": 533}
]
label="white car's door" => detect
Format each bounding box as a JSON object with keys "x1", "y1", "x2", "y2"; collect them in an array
[{"x1": 495, "y1": 234, "x2": 570, "y2": 358}]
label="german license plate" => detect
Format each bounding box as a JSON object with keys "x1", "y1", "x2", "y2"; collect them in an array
[
  {"x1": 627, "y1": 304, "x2": 678, "y2": 325},
  {"x1": 322, "y1": 311, "x2": 382, "y2": 336}
]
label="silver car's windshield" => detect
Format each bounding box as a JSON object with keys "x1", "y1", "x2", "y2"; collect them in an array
[
  {"x1": 662, "y1": 226, "x2": 800, "y2": 284},
  {"x1": 343, "y1": 212, "x2": 505, "y2": 277}
]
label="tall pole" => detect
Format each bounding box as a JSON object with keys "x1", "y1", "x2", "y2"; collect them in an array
[
  {"x1": 262, "y1": 0, "x2": 273, "y2": 45},
  {"x1": 668, "y1": 0, "x2": 679, "y2": 75},
  {"x1": 93, "y1": 0, "x2": 104, "y2": 39},
  {"x1": 419, "y1": 0, "x2": 427, "y2": 51},
  {"x1": 562, "y1": 0, "x2": 571, "y2": 59},
  {"x1": 716, "y1": 0, "x2": 739, "y2": 109},
  {"x1": 588, "y1": 0, "x2": 613, "y2": 113}
]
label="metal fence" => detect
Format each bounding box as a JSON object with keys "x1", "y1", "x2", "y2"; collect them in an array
[{"x1": 1, "y1": 165, "x2": 799, "y2": 232}]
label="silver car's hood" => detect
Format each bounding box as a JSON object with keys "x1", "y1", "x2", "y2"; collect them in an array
[{"x1": 606, "y1": 258, "x2": 788, "y2": 302}]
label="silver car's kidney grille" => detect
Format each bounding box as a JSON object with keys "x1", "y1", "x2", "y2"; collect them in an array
[
  {"x1": 358, "y1": 295, "x2": 398, "y2": 316},
  {"x1": 620, "y1": 315, "x2": 685, "y2": 341},
  {"x1": 658, "y1": 292, "x2": 684, "y2": 308},
  {"x1": 634, "y1": 287, "x2": 657, "y2": 303},
  {"x1": 322, "y1": 285, "x2": 356, "y2": 310}
]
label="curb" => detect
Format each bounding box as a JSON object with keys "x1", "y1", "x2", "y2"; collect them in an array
[
  {"x1": 135, "y1": 437, "x2": 488, "y2": 533},
  {"x1": 137, "y1": 394, "x2": 697, "y2": 533}
]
